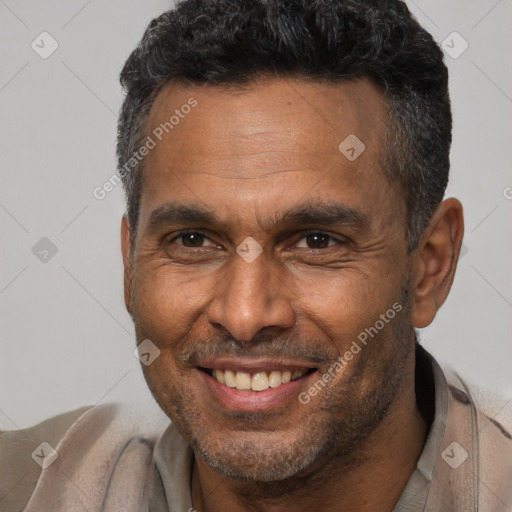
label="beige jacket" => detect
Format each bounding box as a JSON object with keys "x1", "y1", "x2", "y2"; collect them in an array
[{"x1": 1, "y1": 352, "x2": 511, "y2": 511}]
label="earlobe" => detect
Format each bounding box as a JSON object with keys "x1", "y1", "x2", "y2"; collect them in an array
[
  {"x1": 121, "y1": 215, "x2": 133, "y2": 315},
  {"x1": 411, "y1": 198, "x2": 464, "y2": 328}
]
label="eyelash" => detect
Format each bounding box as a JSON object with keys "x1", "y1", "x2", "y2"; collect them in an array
[
  {"x1": 169, "y1": 231, "x2": 218, "y2": 248},
  {"x1": 294, "y1": 230, "x2": 344, "y2": 249},
  {"x1": 168, "y1": 230, "x2": 347, "y2": 250}
]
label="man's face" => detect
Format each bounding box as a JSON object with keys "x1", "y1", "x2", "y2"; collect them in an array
[{"x1": 126, "y1": 78, "x2": 415, "y2": 481}]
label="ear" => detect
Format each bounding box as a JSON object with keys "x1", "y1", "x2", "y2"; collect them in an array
[
  {"x1": 411, "y1": 198, "x2": 464, "y2": 328},
  {"x1": 121, "y1": 215, "x2": 133, "y2": 316}
]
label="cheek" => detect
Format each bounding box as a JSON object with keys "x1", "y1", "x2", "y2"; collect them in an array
[
  {"x1": 293, "y1": 268, "x2": 410, "y2": 392},
  {"x1": 294, "y1": 268, "x2": 399, "y2": 341},
  {"x1": 131, "y1": 266, "x2": 219, "y2": 406},
  {"x1": 132, "y1": 264, "x2": 214, "y2": 337},
  {"x1": 131, "y1": 267, "x2": 207, "y2": 413}
]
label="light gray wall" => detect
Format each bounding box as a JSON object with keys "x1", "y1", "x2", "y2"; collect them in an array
[{"x1": 1, "y1": 0, "x2": 511, "y2": 429}]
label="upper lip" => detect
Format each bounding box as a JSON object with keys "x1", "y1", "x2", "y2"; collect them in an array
[{"x1": 197, "y1": 358, "x2": 318, "y2": 374}]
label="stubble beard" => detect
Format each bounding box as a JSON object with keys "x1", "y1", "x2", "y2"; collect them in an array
[{"x1": 134, "y1": 280, "x2": 415, "y2": 495}]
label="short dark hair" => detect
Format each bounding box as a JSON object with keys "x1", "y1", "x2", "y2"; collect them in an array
[{"x1": 117, "y1": 0, "x2": 451, "y2": 251}]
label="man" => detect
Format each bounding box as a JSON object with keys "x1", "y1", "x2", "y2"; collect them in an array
[{"x1": 1, "y1": 0, "x2": 511, "y2": 510}]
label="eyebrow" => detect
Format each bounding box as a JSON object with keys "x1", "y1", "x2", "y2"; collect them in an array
[
  {"x1": 276, "y1": 203, "x2": 370, "y2": 230},
  {"x1": 144, "y1": 201, "x2": 371, "y2": 235}
]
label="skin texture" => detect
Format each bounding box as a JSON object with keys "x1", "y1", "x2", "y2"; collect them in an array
[{"x1": 121, "y1": 77, "x2": 464, "y2": 511}]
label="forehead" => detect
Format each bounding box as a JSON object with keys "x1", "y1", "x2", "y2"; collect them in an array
[
  {"x1": 146, "y1": 77, "x2": 388, "y2": 158},
  {"x1": 138, "y1": 77, "x2": 399, "y2": 232}
]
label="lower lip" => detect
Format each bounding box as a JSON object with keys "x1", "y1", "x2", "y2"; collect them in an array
[{"x1": 198, "y1": 370, "x2": 314, "y2": 412}]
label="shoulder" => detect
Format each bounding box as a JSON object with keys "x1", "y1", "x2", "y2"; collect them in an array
[
  {"x1": 0, "y1": 406, "x2": 92, "y2": 512},
  {"x1": 446, "y1": 370, "x2": 512, "y2": 509},
  {"x1": 456, "y1": 376, "x2": 512, "y2": 463},
  {"x1": 471, "y1": 386, "x2": 512, "y2": 508},
  {"x1": 0, "y1": 402, "x2": 170, "y2": 512}
]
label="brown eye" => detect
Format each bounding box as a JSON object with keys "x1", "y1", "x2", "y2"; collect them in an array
[
  {"x1": 296, "y1": 233, "x2": 337, "y2": 249},
  {"x1": 172, "y1": 232, "x2": 211, "y2": 247},
  {"x1": 164, "y1": 230, "x2": 224, "y2": 263},
  {"x1": 180, "y1": 232, "x2": 204, "y2": 247}
]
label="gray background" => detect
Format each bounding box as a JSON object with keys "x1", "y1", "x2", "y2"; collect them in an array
[{"x1": 1, "y1": 0, "x2": 511, "y2": 430}]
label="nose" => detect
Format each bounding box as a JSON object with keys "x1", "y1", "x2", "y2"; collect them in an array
[{"x1": 206, "y1": 250, "x2": 295, "y2": 342}]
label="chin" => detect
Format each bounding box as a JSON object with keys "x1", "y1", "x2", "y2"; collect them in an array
[{"x1": 189, "y1": 422, "x2": 329, "y2": 482}]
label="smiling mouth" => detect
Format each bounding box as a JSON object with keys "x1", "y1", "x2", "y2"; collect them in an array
[{"x1": 199, "y1": 367, "x2": 317, "y2": 392}]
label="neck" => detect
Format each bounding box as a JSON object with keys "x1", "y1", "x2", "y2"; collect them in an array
[{"x1": 191, "y1": 376, "x2": 428, "y2": 512}]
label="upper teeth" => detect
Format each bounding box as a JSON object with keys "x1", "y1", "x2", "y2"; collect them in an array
[{"x1": 212, "y1": 369, "x2": 307, "y2": 391}]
